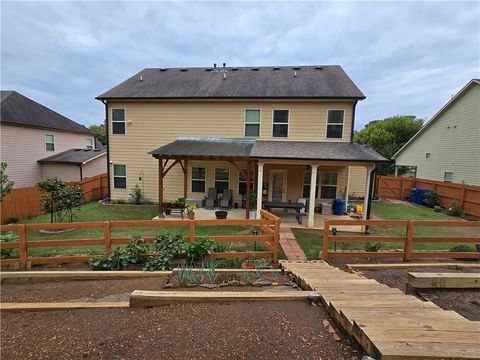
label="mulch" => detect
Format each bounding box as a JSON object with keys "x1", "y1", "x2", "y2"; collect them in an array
[{"x1": 1, "y1": 301, "x2": 364, "y2": 359}]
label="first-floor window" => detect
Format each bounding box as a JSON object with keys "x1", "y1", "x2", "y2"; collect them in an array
[
  {"x1": 302, "y1": 168, "x2": 318, "y2": 198},
  {"x1": 191, "y1": 167, "x2": 206, "y2": 193},
  {"x1": 215, "y1": 168, "x2": 229, "y2": 193},
  {"x1": 113, "y1": 164, "x2": 127, "y2": 189},
  {"x1": 444, "y1": 172, "x2": 453, "y2": 183},
  {"x1": 86, "y1": 138, "x2": 93, "y2": 150},
  {"x1": 319, "y1": 172, "x2": 337, "y2": 199},
  {"x1": 45, "y1": 134, "x2": 55, "y2": 151}
]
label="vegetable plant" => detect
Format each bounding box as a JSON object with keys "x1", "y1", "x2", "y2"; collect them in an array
[
  {"x1": 185, "y1": 236, "x2": 216, "y2": 264},
  {"x1": 363, "y1": 242, "x2": 382, "y2": 252},
  {"x1": 0, "y1": 231, "x2": 18, "y2": 259}
]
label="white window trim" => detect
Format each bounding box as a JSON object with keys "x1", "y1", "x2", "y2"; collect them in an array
[
  {"x1": 214, "y1": 167, "x2": 230, "y2": 189},
  {"x1": 86, "y1": 138, "x2": 94, "y2": 150},
  {"x1": 443, "y1": 171, "x2": 454, "y2": 183},
  {"x1": 271, "y1": 109, "x2": 290, "y2": 138},
  {"x1": 244, "y1": 108, "x2": 261, "y2": 137},
  {"x1": 191, "y1": 166, "x2": 206, "y2": 193},
  {"x1": 318, "y1": 171, "x2": 338, "y2": 200},
  {"x1": 113, "y1": 164, "x2": 127, "y2": 189},
  {"x1": 45, "y1": 134, "x2": 55, "y2": 152},
  {"x1": 111, "y1": 108, "x2": 127, "y2": 135},
  {"x1": 325, "y1": 109, "x2": 345, "y2": 140}
]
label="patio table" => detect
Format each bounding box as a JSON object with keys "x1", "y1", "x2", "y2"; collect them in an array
[{"x1": 264, "y1": 202, "x2": 305, "y2": 225}]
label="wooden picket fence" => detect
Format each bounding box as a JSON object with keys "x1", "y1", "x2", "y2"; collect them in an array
[
  {"x1": 0, "y1": 173, "x2": 108, "y2": 224},
  {"x1": 375, "y1": 175, "x2": 480, "y2": 218},
  {"x1": 0, "y1": 210, "x2": 281, "y2": 269},
  {"x1": 322, "y1": 219, "x2": 480, "y2": 260}
]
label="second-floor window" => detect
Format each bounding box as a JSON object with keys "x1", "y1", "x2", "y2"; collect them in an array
[
  {"x1": 112, "y1": 109, "x2": 126, "y2": 135},
  {"x1": 245, "y1": 109, "x2": 260, "y2": 137},
  {"x1": 45, "y1": 134, "x2": 55, "y2": 151},
  {"x1": 86, "y1": 138, "x2": 93, "y2": 150},
  {"x1": 326, "y1": 110, "x2": 344, "y2": 139},
  {"x1": 272, "y1": 109, "x2": 289, "y2": 137},
  {"x1": 191, "y1": 167, "x2": 206, "y2": 193}
]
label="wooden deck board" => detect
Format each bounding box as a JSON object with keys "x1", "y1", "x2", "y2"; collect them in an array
[
  {"x1": 0, "y1": 302, "x2": 129, "y2": 312},
  {"x1": 281, "y1": 260, "x2": 480, "y2": 360},
  {"x1": 408, "y1": 272, "x2": 480, "y2": 289}
]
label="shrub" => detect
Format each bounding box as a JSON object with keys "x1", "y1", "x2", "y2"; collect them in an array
[
  {"x1": 449, "y1": 244, "x2": 475, "y2": 252},
  {"x1": 143, "y1": 254, "x2": 173, "y2": 271},
  {"x1": 185, "y1": 236, "x2": 216, "y2": 264},
  {"x1": 125, "y1": 234, "x2": 150, "y2": 263},
  {"x1": 364, "y1": 242, "x2": 382, "y2": 252},
  {"x1": 130, "y1": 185, "x2": 143, "y2": 204},
  {"x1": 424, "y1": 191, "x2": 441, "y2": 208},
  {"x1": 153, "y1": 232, "x2": 186, "y2": 256},
  {"x1": 447, "y1": 201, "x2": 464, "y2": 217},
  {"x1": 0, "y1": 231, "x2": 19, "y2": 259},
  {"x1": 37, "y1": 178, "x2": 83, "y2": 223}
]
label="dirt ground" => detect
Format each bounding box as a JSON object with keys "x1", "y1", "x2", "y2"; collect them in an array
[{"x1": 1, "y1": 301, "x2": 364, "y2": 360}]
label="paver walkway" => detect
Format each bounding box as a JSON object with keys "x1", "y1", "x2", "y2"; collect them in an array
[
  {"x1": 279, "y1": 228, "x2": 307, "y2": 260},
  {"x1": 280, "y1": 260, "x2": 480, "y2": 360}
]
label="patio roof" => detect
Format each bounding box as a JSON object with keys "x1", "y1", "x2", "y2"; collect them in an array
[{"x1": 37, "y1": 147, "x2": 106, "y2": 165}]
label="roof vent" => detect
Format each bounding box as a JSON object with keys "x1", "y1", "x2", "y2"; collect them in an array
[
  {"x1": 223, "y1": 73, "x2": 226, "y2": 80},
  {"x1": 74, "y1": 149, "x2": 82, "y2": 151},
  {"x1": 206, "y1": 68, "x2": 213, "y2": 72},
  {"x1": 180, "y1": 68, "x2": 188, "y2": 72},
  {"x1": 139, "y1": 75, "x2": 143, "y2": 81},
  {"x1": 293, "y1": 67, "x2": 300, "y2": 70},
  {"x1": 315, "y1": 66, "x2": 323, "y2": 70},
  {"x1": 273, "y1": 67, "x2": 280, "y2": 70},
  {"x1": 159, "y1": 68, "x2": 168, "y2": 72},
  {"x1": 294, "y1": 71, "x2": 297, "y2": 77},
  {"x1": 231, "y1": 68, "x2": 239, "y2": 71},
  {"x1": 252, "y1": 68, "x2": 259, "y2": 71}
]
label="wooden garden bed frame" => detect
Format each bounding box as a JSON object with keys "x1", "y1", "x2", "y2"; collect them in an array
[
  {"x1": 0, "y1": 210, "x2": 280, "y2": 269},
  {"x1": 322, "y1": 219, "x2": 480, "y2": 260}
]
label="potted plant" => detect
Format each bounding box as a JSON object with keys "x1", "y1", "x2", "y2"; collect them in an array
[
  {"x1": 249, "y1": 191, "x2": 257, "y2": 219},
  {"x1": 186, "y1": 204, "x2": 196, "y2": 220}
]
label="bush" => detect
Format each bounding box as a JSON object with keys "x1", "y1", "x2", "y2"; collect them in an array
[
  {"x1": 143, "y1": 232, "x2": 187, "y2": 271},
  {"x1": 185, "y1": 236, "x2": 216, "y2": 264},
  {"x1": 449, "y1": 244, "x2": 475, "y2": 252},
  {"x1": 0, "y1": 231, "x2": 19, "y2": 259},
  {"x1": 364, "y1": 242, "x2": 382, "y2": 252},
  {"x1": 424, "y1": 191, "x2": 441, "y2": 208},
  {"x1": 447, "y1": 201, "x2": 464, "y2": 217},
  {"x1": 89, "y1": 235, "x2": 149, "y2": 270},
  {"x1": 143, "y1": 254, "x2": 173, "y2": 271},
  {"x1": 130, "y1": 185, "x2": 143, "y2": 204}
]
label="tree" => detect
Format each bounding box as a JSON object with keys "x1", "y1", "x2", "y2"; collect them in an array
[
  {"x1": 89, "y1": 124, "x2": 106, "y2": 145},
  {"x1": 37, "y1": 178, "x2": 83, "y2": 223},
  {"x1": 0, "y1": 162, "x2": 14, "y2": 201},
  {"x1": 354, "y1": 115, "x2": 424, "y2": 175}
]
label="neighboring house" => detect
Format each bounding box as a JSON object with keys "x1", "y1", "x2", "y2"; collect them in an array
[
  {"x1": 0, "y1": 91, "x2": 107, "y2": 187},
  {"x1": 97, "y1": 65, "x2": 385, "y2": 226},
  {"x1": 393, "y1": 79, "x2": 480, "y2": 186}
]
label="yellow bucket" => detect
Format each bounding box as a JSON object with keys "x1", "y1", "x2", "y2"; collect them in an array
[{"x1": 355, "y1": 204, "x2": 363, "y2": 214}]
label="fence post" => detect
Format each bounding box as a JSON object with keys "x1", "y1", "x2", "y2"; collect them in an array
[
  {"x1": 18, "y1": 224, "x2": 28, "y2": 270},
  {"x1": 322, "y1": 219, "x2": 330, "y2": 260},
  {"x1": 189, "y1": 220, "x2": 195, "y2": 243},
  {"x1": 104, "y1": 221, "x2": 112, "y2": 254},
  {"x1": 460, "y1": 186, "x2": 466, "y2": 208},
  {"x1": 404, "y1": 220, "x2": 414, "y2": 261},
  {"x1": 273, "y1": 218, "x2": 280, "y2": 262},
  {"x1": 400, "y1": 178, "x2": 405, "y2": 200}
]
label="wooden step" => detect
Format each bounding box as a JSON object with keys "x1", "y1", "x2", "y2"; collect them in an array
[
  {"x1": 408, "y1": 272, "x2": 480, "y2": 289},
  {"x1": 0, "y1": 271, "x2": 171, "y2": 283}
]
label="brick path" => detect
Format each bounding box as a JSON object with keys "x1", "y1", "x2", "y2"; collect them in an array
[{"x1": 279, "y1": 228, "x2": 307, "y2": 260}]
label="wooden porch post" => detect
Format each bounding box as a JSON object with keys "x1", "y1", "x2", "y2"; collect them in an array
[
  {"x1": 345, "y1": 166, "x2": 351, "y2": 206},
  {"x1": 183, "y1": 159, "x2": 188, "y2": 199},
  {"x1": 246, "y1": 160, "x2": 251, "y2": 219},
  {"x1": 159, "y1": 157, "x2": 164, "y2": 217},
  {"x1": 362, "y1": 166, "x2": 374, "y2": 220},
  {"x1": 256, "y1": 162, "x2": 264, "y2": 219},
  {"x1": 308, "y1": 165, "x2": 318, "y2": 228}
]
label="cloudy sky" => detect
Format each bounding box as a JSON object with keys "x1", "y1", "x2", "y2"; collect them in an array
[{"x1": 1, "y1": 1, "x2": 479, "y2": 129}]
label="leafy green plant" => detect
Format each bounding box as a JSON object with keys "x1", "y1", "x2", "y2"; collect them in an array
[
  {"x1": 214, "y1": 242, "x2": 233, "y2": 253},
  {"x1": 448, "y1": 201, "x2": 464, "y2": 218},
  {"x1": 143, "y1": 254, "x2": 172, "y2": 271},
  {"x1": 153, "y1": 232, "x2": 186, "y2": 256},
  {"x1": 363, "y1": 242, "x2": 382, "y2": 252},
  {"x1": 89, "y1": 247, "x2": 132, "y2": 271},
  {"x1": 424, "y1": 190, "x2": 441, "y2": 208},
  {"x1": 37, "y1": 178, "x2": 83, "y2": 223},
  {"x1": 130, "y1": 184, "x2": 143, "y2": 204},
  {"x1": 242, "y1": 270, "x2": 250, "y2": 283},
  {"x1": 0, "y1": 231, "x2": 19, "y2": 259},
  {"x1": 177, "y1": 265, "x2": 193, "y2": 286},
  {"x1": 125, "y1": 235, "x2": 150, "y2": 263},
  {"x1": 449, "y1": 244, "x2": 475, "y2": 252},
  {"x1": 185, "y1": 236, "x2": 216, "y2": 264}
]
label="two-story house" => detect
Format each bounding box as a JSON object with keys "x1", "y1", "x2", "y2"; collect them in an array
[
  {"x1": 1, "y1": 91, "x2": 107, "y2": 187},
  {"x1": 97, "y1": 65, "x2": 385, "y2": 227}
]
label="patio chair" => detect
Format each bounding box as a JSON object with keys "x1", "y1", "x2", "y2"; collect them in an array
[
  {"x1": 220, "y1": 189, "x2": 233, "y2": 209},
  {"x1": 205, "y1": 188, "x2": 217, "y2": 209}
]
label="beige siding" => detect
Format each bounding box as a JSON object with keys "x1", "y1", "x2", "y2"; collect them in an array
[
  {"x1": 347, "y1": 166, "x2": 367, "y2": 197},
  {"x1": 108, "y1": 100, "x2": 355, "y2": 201},
  {"x1": 0, "y1": 124, "x2": 95, "y2": 187},
  {"x1": 395, "y1": 84, "x2": 480, "y2": 185},
  {"x1": 41, "y1": 164, "x2": 81, "y2": 182},
  {"x1": 82, "y1": 155, "x2": 107, "y2": 179}
]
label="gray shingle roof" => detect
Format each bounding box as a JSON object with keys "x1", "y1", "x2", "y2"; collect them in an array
[
  {"x1": 97, "y1": 65, "x2": 365, "y2": 100},
  {"x1": 149, "y1": 137, "x2": 254, "y2": 158},
  {"x1": 1, "y1": 91, "x2": 93, "y2": 135},
  {"x1": 37, "y1": 147, "x2": 106, "y2": 165},
  {"x1": 149, "y1": 137, "x2": 386, "y2": 162}
]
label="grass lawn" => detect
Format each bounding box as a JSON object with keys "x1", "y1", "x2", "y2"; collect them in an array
[
  {"x1": 4, "y1": 202, "x2": 281, "y2": 259},
  {"x1": 293, "y1": 200, "x2": 478, "y2": 260}
]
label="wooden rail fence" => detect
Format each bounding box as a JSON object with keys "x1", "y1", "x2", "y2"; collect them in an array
[
  {"x1": 0, "y1": 210, "x2": 280, "y2": 269},
  {"x1": 375, "y1": 175, "x2": 480, "y2": 217},
  {"x1": 322, "y1": 219, "x2": 480, "y2": 260},
  {"x1": 0, "y1": 173, "x2": 108, "y2": 224}
]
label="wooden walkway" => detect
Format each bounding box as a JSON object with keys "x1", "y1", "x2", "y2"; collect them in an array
[{"x1": 280, "y1": 260, "x2": 480, "y2": 360}]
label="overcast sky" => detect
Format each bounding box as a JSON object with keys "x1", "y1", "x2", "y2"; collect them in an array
[{"x1": 1, "y1": 1, "x2": 479, "y2": 129}]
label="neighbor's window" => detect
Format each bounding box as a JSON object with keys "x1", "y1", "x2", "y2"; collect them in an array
[
  {"x1": 191, "y1": 167, "x2": 206, "y2": 193},
  {"x1": 215, "y1": 168, "x2": 230, "y2": 193},
  {"x1": 45, "y1": 134, "x2": 55, "y2": 151},
  {"x1": 113, "y1": 164, "x2": 127, "y2": 189},
  {"x1": 444, "y1": 172, "x2": 453, "y2": 183},
  {"x1": 425, "y1": 152, "x2": 431, "y2": 159},
  {"x1": 326, "y1": 110, "x2": 344, "y2": 139},
  {"x1": 272, "y1": 109, "x2": 289, "y2": 137},
  {"x1": 319, "y1": 172, "x2": 337, "y2": 199},
  {"x1": 245, "y1": 109, "x2": 261, "y2": 137},
  {"x1": 86, "y1": 138, "x2": 93, "y2": 150},
  {"x1": 112, "y1": 109, "x2": 126, "y2": 135},
  {"x1": 302, "y1": 168, "x2": 319, "y2": 198}
]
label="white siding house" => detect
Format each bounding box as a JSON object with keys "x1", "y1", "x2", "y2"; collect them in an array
[{"x1": 393, "y1": 79, "x2": 480, "y2": 186}]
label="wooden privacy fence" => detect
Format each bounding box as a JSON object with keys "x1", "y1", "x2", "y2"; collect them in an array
[
  {"x1": 322, "y1": 219, "x2": 480, "y2": 260},
  {"x1": 0, "y1": 173, "x2": 108, "y2": 224},
  {"x1": 0, "y1": 210, "x2": 280, "y2": 269},
  {"x1": 375, "y1": 175, "x2": 480, "y2": 217}
]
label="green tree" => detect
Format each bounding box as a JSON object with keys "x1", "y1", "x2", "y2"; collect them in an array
[
  {"x1": 354, "y1": 115, "x2": 424, "y2": 175},
  {"x1": 37, "y1": 178, "x2": 83, "y2": 223},
  {"x1": 0, "y1": 162, "x2": 14, "y2": 201},
  {"x1": 89, "y1": 124, "x2": 106, "y2": 145}
]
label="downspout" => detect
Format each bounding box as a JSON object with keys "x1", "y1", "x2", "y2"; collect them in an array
[
  {"x1": 78, "y1": 164, "x2": 83, "y2": 180},
  {"x1": 101, "y1": 100, "x2": 111, "y2": 201},
  {"x1": 350, "y1": 100, "x2": 358, "y2": 142}
]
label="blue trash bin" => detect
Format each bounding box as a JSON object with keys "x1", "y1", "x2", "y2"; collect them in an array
[{"x1": 333, "y1": 199, "x2": 346, "y2": 215}]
